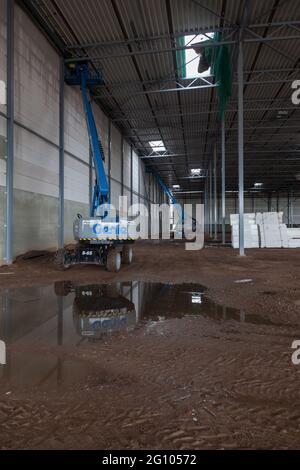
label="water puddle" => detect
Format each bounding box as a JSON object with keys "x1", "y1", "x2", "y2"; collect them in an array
[{"x1": 0, "y1": 281, "x2": 274, "y2": 391}]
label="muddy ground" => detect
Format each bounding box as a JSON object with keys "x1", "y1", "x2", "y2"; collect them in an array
[{"x1": 1, "y1": 241, "x2": 300, "y2": 449}]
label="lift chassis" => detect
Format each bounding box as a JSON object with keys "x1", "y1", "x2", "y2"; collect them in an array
[
  {"x1": 54, "y1": 61, "x2": 135, "y2": 272},
  {"x1": 54, "y1": 239, "x2": 134, "y2": 272}
]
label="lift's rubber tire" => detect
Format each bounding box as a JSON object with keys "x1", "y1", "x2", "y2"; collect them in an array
[
  {"x1": 122, "y1": 245, "x2": 133, "y2": 265},
  {"x1": 106, "y1": 250, "x2": 121, "y2": 272},
  {"x1": 54, "y1": 280, "x2": 72, "y2": 296},
  {"x1": 54, "y1": 249, "x2": 70, "y2": 271}
]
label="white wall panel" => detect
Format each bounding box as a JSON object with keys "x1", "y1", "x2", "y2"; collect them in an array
[
  {"x1": 132, "y1": 151, "x2": 139, "y2": 193},
  {"x1": 139, "y1": 161, "x2": 146, "y2": 200},
  {"x1": 123, "y1": 188, "x2": 131, "y2": 206},
  {"x1": 93, "y1": 103, "x2": 109, "y2": 174},
  {"x1": 14, "y1": 7, "x2": 59, "y2": 145},
  {"x1": 64, "y1": 155, "x2": 89, "y2": 204},
  {"x1": 110, "y1": 179, "x2": 122, "y2": 209},
  {"x1": 14, "y1": 126, "x2": 59, "y2": 197},
  {"x1": 123, "y1": 141, "x2": 131, "y2": 189},
  {"x1": 64, "y1": 86, "x2": 89, "y2": 164},
  {"x1": 110, "y1": 125, "x2": 121, "y2": 182}
]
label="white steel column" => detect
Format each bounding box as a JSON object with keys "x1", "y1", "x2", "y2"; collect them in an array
[
  {"x1": 221, "y1": 117, "x2": 226, "y2": 244},
  {"x1": 238, "y1": 40, "x2": 245, "y2": 256}
]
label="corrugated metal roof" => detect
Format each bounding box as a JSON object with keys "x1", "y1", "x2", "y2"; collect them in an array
[{"x1": 22, "y1": 0, "x2": 300, "y2": 191}]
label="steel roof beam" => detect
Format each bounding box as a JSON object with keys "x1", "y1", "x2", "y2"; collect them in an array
[
  {"x1": 95, "y1": 77, "x2": 297, "y2": 100},
  {"x1": 65, "y1": 30, "x2": 300, "y2": 64},
  {"x1": 64, "y1": 20, "x2": 300, "y2": 52}
]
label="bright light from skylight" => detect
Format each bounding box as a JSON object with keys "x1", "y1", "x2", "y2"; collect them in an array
[
  {"x1": 184, "y1": 33, "x2": 214, "y2": 79},
  {"x1": 190, "y1": 168, "x2": 202, "y2": 176},
  {"x1": 191, "y1": 293, "x2": 202, "y2": 304},
  {"x1": 149, "y1": 140, "x2": 166, "y2": 152}
]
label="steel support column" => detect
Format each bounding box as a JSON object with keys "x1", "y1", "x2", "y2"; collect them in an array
[
  {"x1": 238, "y1": 40, "x2": 245, "y2": 256},
  {"x1": 5, "y1": 0, "x2": 14, "y2": 264},
  {"x1": 130, "y1": 144, "x2": 133, "y2": 205},
  {"x1": 204, "y1": 179, "x2": 208, "y2": 235},
  {"x1": 291, "y1": 189, "x2": 294, "y2": 227},
  {"x1": 213, "y1": 145, "x2": 218, "y2": 241},
  {"x1": 221, "y1": 118, "x2": 226, "y2": 245},
  {"x1": 121, "y1": 136, "x2": 124, "y2": 196},
  {"x1": 287, "y1": 190, "x2": 290, "y2": 226},
  {"x1": 58, "y1": 57, "x2": 64, "y2": 249},
  {"x1": 209, "y1": 161, "x2": 213, "y2": 237},
  {"x1": 108, "y1": 119, "x2": 111, "y2": 202}
]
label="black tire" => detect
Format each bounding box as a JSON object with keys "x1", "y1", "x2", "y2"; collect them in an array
[
  {"x1": 54, "y1": 249, "x2": 70, "y2": 271},
  {"x1": 106, "y1": 250, "x2": 121, "y2": 272},
  {"x1": 54, "y1": 280, "x2": 72, "y2": 296},
  {"x1": 122, "y1": 245, "x2": 133, "y2": 265}
]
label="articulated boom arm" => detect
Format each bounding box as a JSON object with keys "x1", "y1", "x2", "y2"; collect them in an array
[
  {"x1": 149, "y1": 169, "x2": 197, "y2": 229},
  {"x1": 147, "y1": 168, "x2": 184, "y2": 221},
  {"x1": 152, "y1": 171, "x2": 178, "y2": 206},
  {"x1": 65, "y1": 62, "x2": 108, "y2": 216}
]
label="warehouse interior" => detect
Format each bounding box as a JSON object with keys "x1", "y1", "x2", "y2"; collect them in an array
[{"x1": 1, "y1": 0, "x2": 300, "y2": 451}]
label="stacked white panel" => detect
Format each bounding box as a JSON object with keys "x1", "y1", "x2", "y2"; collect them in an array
[{"x1": 287, "y1": 228, "x2": 300, "y2": 248}]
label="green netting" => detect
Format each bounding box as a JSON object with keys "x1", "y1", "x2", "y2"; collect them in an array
[
  {"x1": 176, "y1": 33, "x2": 232, "y2": 117},
  {"x1": 176, "y1": 36, "x2": 186, "y2": 78},
  {"x1": 203, "y1": 32, "x2": 232, "y2": 118}
]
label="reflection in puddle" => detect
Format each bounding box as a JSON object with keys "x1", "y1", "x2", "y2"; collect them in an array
[
  {"x1": 0, "y1": 281, "x2": 271, "y2": 391},
  {"x1": 0, "y1": 350, "x2": 97, "y2": 392}
]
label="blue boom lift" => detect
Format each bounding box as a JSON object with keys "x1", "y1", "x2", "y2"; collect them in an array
[
  {"x1": 54, "y1": 62, "x2": 134, "y2": 272},
  {"x1": 147, "y1": 168, "x2": 197, "y2": 235}
]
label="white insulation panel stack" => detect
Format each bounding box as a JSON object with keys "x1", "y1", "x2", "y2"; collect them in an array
[
  {"x1": 230, "y1": 213, "x2": 259, "y2": 249},
  {"x1": 259, "y1": 212, "x2": 282, "y2": 248},
  {"x1": 230, "y1": 212, "x2": 299, "y2": 249},
  {"x1": 287, "y1": 228, "x2": 300, "y2": 248}
]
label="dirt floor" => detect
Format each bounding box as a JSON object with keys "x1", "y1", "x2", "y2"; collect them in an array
[{"x1": 1, "y1": 241, "x2": 300, "y2": 449}]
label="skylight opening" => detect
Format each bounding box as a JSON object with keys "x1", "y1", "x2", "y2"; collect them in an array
[
  {"x1": 191, "y1": 293, "x2": 202, "y2": 304},
  {"x1": 183, "y1": 33, "x2": 214, "y2": 79},
  {"x1": 190, "y1": 168, "x2": 202, "y2": 176},
  {"x1": 149, "y1": 140, "x2": 166, "y2": 152}
]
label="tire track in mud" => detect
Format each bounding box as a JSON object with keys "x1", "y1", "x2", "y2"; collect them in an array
[{"x1": 1, "y1": 314, "x2": 300, "y2": 449}]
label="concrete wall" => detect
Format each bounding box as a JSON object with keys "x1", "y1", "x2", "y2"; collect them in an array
[{"x1": 0, "y1": 2, "x2": 161, "y2": 263}]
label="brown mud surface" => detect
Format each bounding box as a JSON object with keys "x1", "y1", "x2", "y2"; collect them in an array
[{"x1": 1, "y1": 241, "x2": 300, "y2": 449}]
